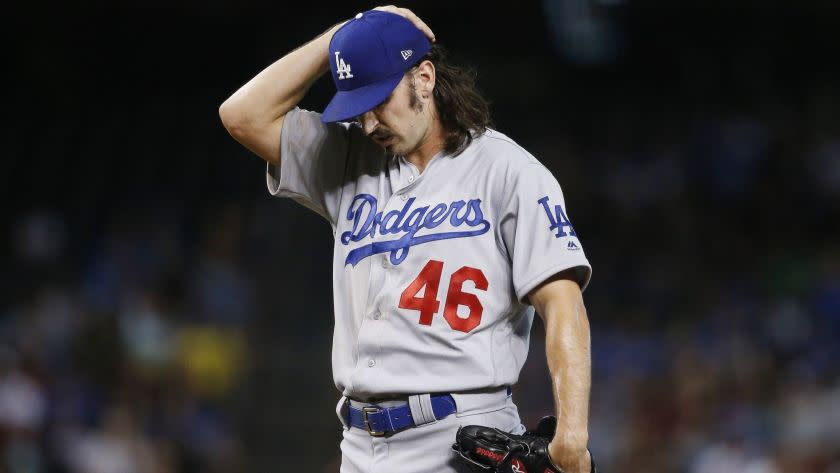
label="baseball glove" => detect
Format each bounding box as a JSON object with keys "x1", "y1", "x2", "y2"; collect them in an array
[{"x1": 451, "y1": 416, "x2": 595, "y2": 473}]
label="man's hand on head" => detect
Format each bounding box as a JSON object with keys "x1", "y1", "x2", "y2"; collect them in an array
[{"x1": 371, "y1": 5, "x2": 436, "y2": 42}]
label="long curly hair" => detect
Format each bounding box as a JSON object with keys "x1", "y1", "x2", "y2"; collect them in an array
[{"x1": 410, "y1": 44, "x2": 492, "y2": 156}]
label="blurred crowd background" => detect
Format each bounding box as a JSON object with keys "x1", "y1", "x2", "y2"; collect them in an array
[{"x1": 4, "y1": 1, "x2": 839, "y2": 472}]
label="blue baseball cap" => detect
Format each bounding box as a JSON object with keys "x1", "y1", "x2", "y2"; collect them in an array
[{"x1": 321, "y1": 10, "x2": 432, "y2": 123}]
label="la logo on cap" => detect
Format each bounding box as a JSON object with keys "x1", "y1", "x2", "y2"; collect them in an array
[{"x1": 335, "y1": 51, "x2": 353, "y2": 79}]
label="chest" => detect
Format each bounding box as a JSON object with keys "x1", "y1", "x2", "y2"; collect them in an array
[{"x1": 337, "y1": 155, "x2": 503, "y2": 268}]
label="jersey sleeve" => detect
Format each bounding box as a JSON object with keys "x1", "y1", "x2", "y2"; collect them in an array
[
  {"x1": 499, "y1": 162, "x2": 592, "y2": 302},
  {"x1": 266, "y1": 107, "x2": 351, "y2": 226}
]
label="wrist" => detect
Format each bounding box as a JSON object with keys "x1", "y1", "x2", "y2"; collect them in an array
[
  {"x1": 547, "y1": 441, "x2": 589, "y2": 472},
  {"x1": 549, "y1": 431, "x2": 588, "y2": 456}
]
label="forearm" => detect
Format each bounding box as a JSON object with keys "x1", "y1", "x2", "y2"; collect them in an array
[
  {"x1": 543, "y1": 290, "x2": 592, "y2": 465},
  {"x1": 219, "y1": 21, "x2": 345, "y2": 130}
]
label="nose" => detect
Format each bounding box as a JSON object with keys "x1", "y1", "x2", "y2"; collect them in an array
[{"x1": 360, "y1": 111, "x2": 378, "y2": 135}]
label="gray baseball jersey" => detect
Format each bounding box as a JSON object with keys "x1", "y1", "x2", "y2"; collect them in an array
[{"x1": 267, "y1": 107, "x2": 591, "y2": 400}]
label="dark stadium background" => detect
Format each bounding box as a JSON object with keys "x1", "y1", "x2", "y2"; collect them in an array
[{"x1": 4, "y1": 1, "x2": 839, "y2": 472}]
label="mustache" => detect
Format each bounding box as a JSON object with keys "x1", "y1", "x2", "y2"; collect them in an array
[{"x1": 368, "y1": 129, "x2": 393, "y2": 140}]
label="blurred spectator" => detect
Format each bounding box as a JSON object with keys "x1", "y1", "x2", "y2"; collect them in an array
[
  {"x1": 58, "y1": 405, "x2": 167, "y2": 473},
  {"x1": 0, "y1": 359, "x2": 46, "y2": 434}
]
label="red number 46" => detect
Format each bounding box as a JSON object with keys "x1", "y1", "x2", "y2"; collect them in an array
[{"x1": 398, "y1": 260, "x2": 488, "y2": 333}]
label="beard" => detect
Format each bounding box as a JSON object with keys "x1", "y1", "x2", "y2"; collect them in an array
[
  {"x1": 408, "y1": 76, "x2": 424, "y2": 113},
  {"x1": 368, "y1": 79, "x2": 427, "y2": 155},
  {"x1": 388, "y1": 82, "x2": 426, "y2": 156}
]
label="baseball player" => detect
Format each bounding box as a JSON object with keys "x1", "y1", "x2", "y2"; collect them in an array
[{"x1": 220, "y1": 6, "x2": 594, "y2": 473}]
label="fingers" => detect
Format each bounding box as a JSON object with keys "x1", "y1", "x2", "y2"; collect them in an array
[
  {"x1": 371, "y1": 5, "x2": 436, "y2": 42},
  {"x1": 398, "y1": 7, "x2": 436, "y2": 42}
]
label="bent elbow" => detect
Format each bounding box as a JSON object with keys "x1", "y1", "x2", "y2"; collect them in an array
[
  {"x1": 219, "y1": 99, "x2": 247, "y2": 137},
  {"x1": 218, "y1": 100, "x2": 282, "y2": 166}
]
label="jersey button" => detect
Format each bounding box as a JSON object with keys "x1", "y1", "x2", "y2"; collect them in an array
[
  {"x1": 408, "y1": 175, "x2": 414, "y2": 183},
  {"x1": 367, "y1": 359, "x2": 376, "y2": 367},
  {"x1": 372, "y1": 311, "x2": 381, "y2": 320},
  {"x1": 401, "y1": 194, "x2": 408, "y2": 201}
]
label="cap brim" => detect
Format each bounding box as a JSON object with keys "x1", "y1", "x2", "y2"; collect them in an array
[{"x1": 321, "y1": 71, "x2": 404, "y2": 123}]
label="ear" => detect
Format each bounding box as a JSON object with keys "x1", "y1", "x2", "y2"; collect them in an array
[{"x1": 414, "y1": 60, "x2": 435, "y2": 98}]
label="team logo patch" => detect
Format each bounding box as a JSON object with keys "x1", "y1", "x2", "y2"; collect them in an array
[
  {"x1": 334, "y1": 51, "x2": 353, "y2": 79},
  {"x1": 340, "y1": 193, "x2": 491, "y2": 266},
  {"x1": 538, "y1": 196, "x2": 576, "y2": 238}
]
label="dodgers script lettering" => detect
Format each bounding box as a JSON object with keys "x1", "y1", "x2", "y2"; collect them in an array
[{"x1": 340, "y1": 194, "x2": 491, "y2": 266}]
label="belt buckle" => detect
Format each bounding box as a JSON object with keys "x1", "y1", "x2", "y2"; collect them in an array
[{"x1": 362, "y1": 406, "x2": 386, "y2": 437}]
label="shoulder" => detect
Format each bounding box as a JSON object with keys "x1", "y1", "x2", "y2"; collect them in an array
[
  {"x1": 285, "y1": 107, "x2": 355, "y2": 135},
  {"x1": 466, "y1": 128, "x2": 555, "y2": 185},
  {"x1": 470, "y1": 128, "x2": 540, "y2": 166},
  {"x1": 284, "y1": 107, "x2": 380, "y2": 154}
]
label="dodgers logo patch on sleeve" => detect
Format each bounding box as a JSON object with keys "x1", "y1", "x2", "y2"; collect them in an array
[{"x1": 537, "y1": 196, "x2": 577, "y2": 238}]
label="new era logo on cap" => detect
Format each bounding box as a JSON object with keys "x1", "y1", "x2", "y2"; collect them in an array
[{"x1": 322, "y1": 10, "x2": 432, "y2": 123}]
